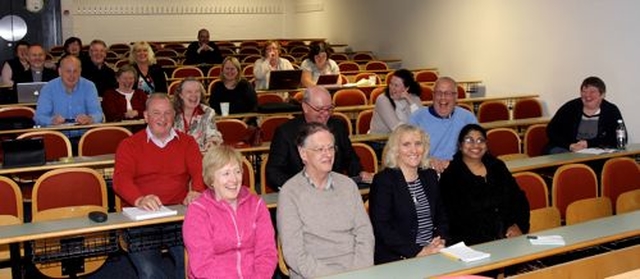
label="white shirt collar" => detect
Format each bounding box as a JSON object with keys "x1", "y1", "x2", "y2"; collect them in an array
[{"x1": 145, "y1": 126, "x2": 178, "y2": 148}]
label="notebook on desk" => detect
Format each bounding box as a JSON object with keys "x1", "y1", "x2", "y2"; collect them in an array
[
  {"x1": 268, "y1": 70, "x2": 302, "y2": 90},
  {"x1": 1, "y1": 137, "x2": 45, "y2": 168},
  {"x1": 16, "y1": 82, "x2": 47, "y2": 103}
]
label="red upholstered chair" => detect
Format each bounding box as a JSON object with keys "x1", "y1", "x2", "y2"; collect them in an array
[
  {"x1": 414, "y1": 70, "x2": 438, "y2": 83},
  {"x1": 420, "y1": 85, "x2": 433, "y2": 101},
  {"x1": 154, "y1": 48, "x2": 179, "y2": 59},
  {"x1": 330, "y1": 53, "x2": 349, "y2": 63},
  {"x1": 356, "y1": 109, "x2": 374, "y2": 134},
  {"x1": 523, "y1": 124, "x2": 548, "y2": 157},
  {"x1": 288, "y1": 46, "x2": 309, "y2": 57},
  {"x1": 242, "y1": 55, "x2": 262, "y2": 64},
  {"x1": 457, "y1": 85, "x2": 467, "y2": 99},
  {"x1": 79, "y1": 127, "x2": 132, "y2": 156},
  {"x1": 207, "y1": 65, "x2": 222, "y2": 78},
  {"x1": 162, "y1": 43, "x2": 187, "y2": 54},
  {"x1": 218, "y1": 47, "x2": 236, "y2": 56},
  {"x1": 238, "y1": 47, "x2": 261, "y2": 55},
  {"x1": 155, "y1": 57, "x2": 177, "y2": 67},
  {"x1": 260, "y1": 115, "x2": 293, "y2": 142},
  {"x1": 486, "y1": 128, "x2": 523, "y2": 158},
  {"x1": 552, "y1": 164, "x2": 598, "y2": 219},
  {"x1": 384, "y1": 72, "x2": 395, "y2": 84},
  {"x1": 352, "y1": 52, "x2": 375, "y2": 61},
  {"x1": 338, "y1": 61, "x2": 360, "y2": 72},
  {"x1": 168, "y1": 80, "x2": 181, "y2": 96},
  {"x1": 364, "y1": 60, "x2": 388, "y2": 71},
  {"x1": 565, "y1": 197, "x2": 612, "y2": 225},
  {"x1": 243, "y1": 64, "x2": 255, "y2": 79},
  {"x1": 114, "y1": 59, "x2": 129, "y2": 69},
  {"x1": 0, "y1": 105, "x2": 35, "y2": 119},
  {"x1": 354, "y1": 72, "x2": 381, "y2": 84},
  {"x1": 257, "y1": 93, "x2": 285, "y2": 105},
  {"x1": 241, "y1": 157, "x2": 256, "y2": 194},
  {"x1": 0, "y1": 176, "x2": 23, "y2": 221},
  {"x1": 333, "y1": 89, "x2": 367, "y2": 107},
  {"x1": 513, "y1": 98, "x2": 543, "y2": 119},
  {"x1": 171, "y1": 66, "x2": 204, "y2": 79},
  {"x1": 31, "y1": 167, "x2": 109, "y2": 278},
  {"x1": 353, "y1": 143, "x2": 378, "y2": 174},
  {"x1": 457, "y1": 103, "x2": 474, "y2": 112},
  {"x1": 601, "y1": 157, "x2": 640, "y2": 212},
  {"x1": 216, "y1": 119, "x2": 249, "y2": 147},
  {"x1": 207, "y1": 79, "x2": 222, "y2": 98},
  {"x1": 339, "y1": 74, "x2": 349, "y2": 85},
  {"x1": 239, "y1": 41, "x2": 260, "y2": 49},
  {"x1": 332, "y1": 112, "x2": 353, "y2": 135},
  {"x1": 108, "y1": 43, "x2": 130, "y2": 55},
  {"x1": 513, "y1": 172, "x2": 548, "y2": 210},
  {"x1": 369, "y1": 87, "x2": 385, "y2": 105},
  {"x1": 477, "y1": 101, "x2": 510, "y2": 123},
  {"x1": 280, "y1": 54, "x2": 296, "y2": 63},
  {"x1": 17, "y1": 131, "x2": 72, "y2": 161}
]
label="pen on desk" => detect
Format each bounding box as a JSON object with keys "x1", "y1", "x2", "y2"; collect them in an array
[{"x1": 526, "y1": 235, "x2": 538, "y2": 239}]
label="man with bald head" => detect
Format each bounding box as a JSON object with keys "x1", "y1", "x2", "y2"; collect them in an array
[
  {"x1": 266, "y1": 86, "x2": 371, "y2": 191},
  {"x1": 409, "y1": 77, "x2": 477, "y2": 173},
  {"x1": 35, "y1": 55, "x2": 102, "y2": 139},
  {"x1": 184, "y1": 28, "x2": 223, "y2": 65}
]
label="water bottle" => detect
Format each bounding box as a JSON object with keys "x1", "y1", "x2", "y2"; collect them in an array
[{"x1": 616, "y1": 119, "x2": 627, "y2": 150}]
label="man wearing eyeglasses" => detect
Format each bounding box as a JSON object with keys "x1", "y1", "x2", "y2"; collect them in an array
[
  {"x1": 266, "y1": 86, "x2": 372, "y2": 191},
  {"x1": 409, "y1": 77, "x2": 477, "y2": 173}
]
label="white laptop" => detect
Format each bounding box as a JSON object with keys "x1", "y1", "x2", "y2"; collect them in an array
[{"x1": 16, "y1": 82, "x2": 47, "y2": 103}]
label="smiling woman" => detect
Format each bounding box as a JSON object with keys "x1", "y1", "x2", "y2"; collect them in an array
[{"x1": 173, "y1": 78, "x2": 222, "y2": 151}]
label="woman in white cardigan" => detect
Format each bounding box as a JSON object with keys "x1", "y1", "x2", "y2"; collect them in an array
[{"x1": 370, "y1": 69, "x2": 423, "y2": 134}]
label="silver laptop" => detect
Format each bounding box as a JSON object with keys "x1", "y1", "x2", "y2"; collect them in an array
[{"x1": 16, "y1": 82, "x2": 47, "y2": 103}]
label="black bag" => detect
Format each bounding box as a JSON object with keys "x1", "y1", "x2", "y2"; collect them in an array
[
  {"x1": 257, "y1": 102, "x2": 301, "y2": 113},
  {"x1": 2, "y1": 137, "x2": 46, "y2": 168},
  {"x1": 0, "y1": 117, "x2": 35, "y2": 130}
]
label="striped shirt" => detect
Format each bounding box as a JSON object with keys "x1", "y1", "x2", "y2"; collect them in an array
[{"x1": 407, "y1": 178, "x2": 434, "y2": 246}]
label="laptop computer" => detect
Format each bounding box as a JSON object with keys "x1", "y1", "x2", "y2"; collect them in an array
[
  {"x1": 1, "y1": 137, "x2": 45, "y2": 168},
  {"x1": 16, "y1": 82, "x2": 47, "y2": 103},
  {"x1": 316, "y1": 74, "x2": 340, "y2": 85},
  {"x1": 268, "y1": 70, "x2": 302, "y2": 90}
]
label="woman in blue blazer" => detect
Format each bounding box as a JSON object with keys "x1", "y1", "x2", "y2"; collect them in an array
[{"x1": 369, "y1": 124, "x2": 449, "y2": 264}]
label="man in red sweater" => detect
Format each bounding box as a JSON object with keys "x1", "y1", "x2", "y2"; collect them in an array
[{"x1": 114, "y1": 93, "x2": 205, "y2": 279}]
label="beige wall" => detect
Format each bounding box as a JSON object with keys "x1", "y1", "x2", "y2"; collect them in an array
[{"x1": 62, "y1": 0, "x2": 640, "y2": 140}]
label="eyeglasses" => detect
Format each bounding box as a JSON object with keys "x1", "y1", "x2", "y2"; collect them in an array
[
  {"x1": 306, "y1": 145, "x2": 336, "y2": 154},
  {"x1": 304, "y1": 101, "x2": 335, "y2": 113},
  {"x1": 463, "y1": 137, "x2": 487, "y2": 145},
  {"x1": 434, "y1": 90, "x2": 457, "y2": 98}
]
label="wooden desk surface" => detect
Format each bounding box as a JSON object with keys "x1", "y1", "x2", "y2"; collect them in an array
[
  {"x1": 481, "y1": 117, "x2": 550, "y2": 130},
  {"x1": 506, "y1": 143, "x2": 640, "y2": 173},
  {"x1": 0, "y1": 120, "x2": 146, "y2": 136},
  {"x1": 323, "y1": 211, "x2": 640, "y2": 279},
  {"x1": 0, "y1": 154, "x2": 115, "y2": 175},
  {"x1": 0, "y1": 102, "x2": 36, "y2": 109}
]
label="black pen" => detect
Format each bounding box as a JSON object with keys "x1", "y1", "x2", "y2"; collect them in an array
[{"x1": 526, "y1": 235, "x2": 538, "y2": 239}]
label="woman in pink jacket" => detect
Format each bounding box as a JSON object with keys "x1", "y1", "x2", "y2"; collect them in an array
[{"x1": 183, "y1": 145, "x2": 277, "y2": 278}]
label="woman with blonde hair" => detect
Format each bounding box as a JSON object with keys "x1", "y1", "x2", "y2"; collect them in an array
[
  {"x1": 209, "y1": 56, "x2": 257, "y2": 116},
  {"x1": 129, "y1": 41, "x2": 167, "y2": 94},
  {"x1": 369, "y1": 124, "x2": 448, "y2": 264},
  {"x1": 183, "y1": 145, "x2": 277, "y2": 278}
]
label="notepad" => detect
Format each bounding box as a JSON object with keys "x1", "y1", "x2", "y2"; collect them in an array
[
  {"x1": 122, "y1": 206, "x2": 178, "y2": 221},
  {"x1": 575, "y1": 148, "x2": 617, "y2": 155},
  {"x1": 528, "y1": 235, "x2": 565, "y2": 246},
  {"x1": 440, "y1": 242, "x2": 491, "y2": 263}
]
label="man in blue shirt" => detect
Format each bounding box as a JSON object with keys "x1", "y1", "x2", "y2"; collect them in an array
[
  {"x1": 409, "y1": 77, "x2": 477, "y2": 173},
  {"x1": 35, "y1": 55, "x2": 103, "y2": 139}
]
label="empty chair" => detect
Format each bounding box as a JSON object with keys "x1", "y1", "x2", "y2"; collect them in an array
[
  {"x1": 338, "y1": 61, "x2": 360, "y2": 72},
  {"x1": 260, "y1": 115, "x2": 293, "y2": 142},
  {"x1": 457, "y1": 85, "x2": 467, "y2": 99},
  {"x1": 514, "y1": 172, "x2": 549, "y2": 210},
  {"x1": 356, "y1": 109, "x2": 374, "y2": 134},
  {"x1": 218, "y1": 47, "x2": 236, "y2": 56},
  {"x1": 288, "y1": 46, "x2": 309, "y2": 57},
  {"x1": 513, "y1": 98, "x2": 543, "y2": 119},
  {"x1": 239, "y1": 41, "x2": 260, "y2": 49},
  {"x1": 616, "y1": 189, "x2": 640, "y2": 214},
  {"x1": 238, "y1": 47, "x2": 262, "y2": 55},
  {"x1": 0, "y1": 176, "x2": 23, "y2": 221},
  {"x1": 207, "y1": 65, "x2": 222, "y2": 78},
  {"x1": 457, "y1": 103, "x2": 474, "y2": 112},
  {"x1": 419, "y1": 85, "x2": 433, "y2": 101},
  {"x1": 486, "y1": 128, "x2": 523, "y2": 158},
  {"x1": 154, "y1": 48, "x2": 179, "y2": 59},
  {"x1": 565, "y1": 197, "x2": 612, "y2": 225},
  {"x1": 477, "y1": 101, "x2": 510, "y2": 123},
  {"x1": 352, "y1": 143, "x2": 378, "y2": 174},
  {"x1": 364, "y1": 60, "x2": 388, "y2": 71},
  {"x1": 601, "y1": 157, "x2": 640, "y2": 212},
  {"x1": 243, "y1": 64, "x2": 255, "y2": 78},
  {"x1": 330, "y1": 53, "x2": 349, "y2": 63},
  {"x1": 154, "y1": 57, "x2": 177, "y2": 67},
  {"x1": 114, "y1": 59, "x2": 129, "y2": 69},
  {"x1": 257, "y1": 93, "x2": 285, "y2": 105},
  {"x1": 332, "y1": 112, "x2": 353, "y2": 135},
  {"x1": 523, "y1": 124, "x2": 548, "y2": 157},
  {"x1": 0, "y1": 106, "x2": 35, "y2": 129},
  {"x1": 78, "y1": 127, "x2": 132, "y2": 156},
  {"x1": 242, "y1": 54, "x2": 262, "y2": 64},
  {"x1": 333, "y1": 89, "x2": 367, "y2": 107},
  {"x1": 352, "y1": 52, "x2": 375, "y2": 61},
  {"x1": 552, "y1": 163, "x2": 598, "y2": 219},
  {"x1": 280, "y1": 54, "x2": 296, "y2": 63},
  {"x1": 171, "y1": 66, "x2": 204, "y2": 79},
  {"x1": 162, "y1": 43, "x2": 187, "y2": 54},
  {"x1": 108, "y1": 43, "x2": 130, "y2": 55},
  {"x1": 18, "y1": 131, "x2": 72, "y2": 161},
  {"x1": 529, "y1": 207, "x2": 561, "y2": 233},
  {"x1": 216, "y1": 119, "x2": 249, "y2": 147},
  {"x1": 354, "y1": 72, "x2": 381, "y2": 84},
  {"x1": 369, "y1": 86, "x2": 385, "y2": 105},
  {"x1": 167, "y1": 80, "x2": 181, "y2": 96},
  {"x1": 414, "y1": 70, "x2": 438, "y2": 83}
]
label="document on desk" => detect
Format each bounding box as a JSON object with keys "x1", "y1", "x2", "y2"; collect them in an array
[
  {"x1": 528, "y1": 235, "x2": 565, "y2": 246},
  {"x1": 123, "y1": 206, "x2": 178, "y2": 221},
  {"x1": 575, "y1": 148, "x2": 617, "y2": 155},
  {"x1": 440, "y1": 242, "x2": 491, "y2": 263}
]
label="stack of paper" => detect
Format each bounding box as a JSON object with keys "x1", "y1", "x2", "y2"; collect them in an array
[
  {"x1": 440, "y1": 242, "x2": 491, "y2": 263},
  {"x1": 122, "y1": 206, "x2": 178, "y2": 221},
  {"x1": 528, "y1": 235, "x2": 565, "y2": 246}
]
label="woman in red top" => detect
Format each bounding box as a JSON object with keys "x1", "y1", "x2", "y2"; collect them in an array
[{"x1": 102, "y1": 65, "x2": 148, "y2": 122}]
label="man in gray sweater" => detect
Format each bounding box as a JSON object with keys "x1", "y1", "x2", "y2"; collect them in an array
[{"x1": 277, "y1": 122, "x2": 374, "y2": 278}]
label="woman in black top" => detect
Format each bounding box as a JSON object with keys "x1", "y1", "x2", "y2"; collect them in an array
[
  {"x1": 128, "y1": 41, "x2": 168, "y2": 94},
  {"x1": 440, "y1": 124, "x2": 530, "y2": 246},
  {"x1": 209, "y1": 56, "x2": 257, "y2": 115},
  {"x1": 1, "y1": 41, "x2": 30, "y2": 86},
  {"x1": 369, "y1": 124, "x2": 448, "y2": 264}
]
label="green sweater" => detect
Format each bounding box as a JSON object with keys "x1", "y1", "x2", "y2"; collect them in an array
[{"x1": 277, "y1": 172, "x2": 374, "y2": 278}]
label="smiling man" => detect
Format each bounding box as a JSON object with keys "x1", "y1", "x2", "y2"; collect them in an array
[
  {"x1": 113, "y1": 93, "x2": 205, "y2": 279},
  {"x1": 409, "y1": 76, "x2": 477, "y2": 173},
  {"x1": 81, "y1": 39, "x2": 117, "y2": 97}
]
